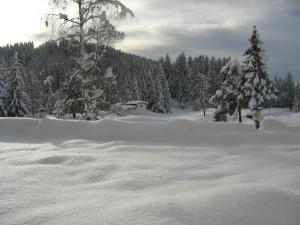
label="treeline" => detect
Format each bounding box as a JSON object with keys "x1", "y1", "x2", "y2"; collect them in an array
[
  {"x1": 0, "y1": 35, "x2": 299, "y2": 119},
  {"x1": 0, "y1": 40, "x2": 229, "y2": 117}
]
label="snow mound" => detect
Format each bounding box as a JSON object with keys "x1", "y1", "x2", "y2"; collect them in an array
[
  {"x1": 106, "y1": 185, "x2": 300, "y2": 225},
  {"x1": 264, "y1": 118, "x2": 300, "y2": 132},
  {"x1": 1, "y1": 115, "x2": 300, "y2": 225},
  {"x1": 1, "y1": 117, "x2": 300, "y2": 146}
]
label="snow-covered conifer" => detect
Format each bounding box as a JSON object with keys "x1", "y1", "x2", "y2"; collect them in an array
[
  {"x1": 43, "y1": 75, "x2": 56, "y2": 113},
  {"x1": 152, "y1": 75, "x2": 166, "y2": 113},
  {"x1": 284, "y1": 73, "x2": 296, "y2": 110},
  {"x1": 191, "y1": 73, "x2": 210, "y2": 116},
  {"x1": 241, "y1": 25, "x2": 276, "y2": 109},
  {"x1": 175, "y1": 53, "x2": 190, "y2": 105},
  {"x1": 132, "y1": 77, "x2": 141, "y2": 100},
  {"x1": 210, "y1": 59, "x2": 243, "y2": 122},
  {"x1": 104, "y1": 67, "x2": 118, "y2": 105},
  {"x1": 5, "y1": 52, "x2": 29, "y2": 117},
  {"x1": 0, "y1": 56, "x2": 7, "y2": 116},
  {"x1": 158, "y1": 64, "x2": 172, "y2": 113}
]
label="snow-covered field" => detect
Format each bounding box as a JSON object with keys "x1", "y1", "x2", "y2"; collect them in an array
[{"x1": 1, "y1": 109, "x2": 300, "y2": 225}]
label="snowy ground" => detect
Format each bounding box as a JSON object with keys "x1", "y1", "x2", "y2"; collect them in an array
[{"x1": 1, "y1": 109, "x2": 300, "y2": 225}]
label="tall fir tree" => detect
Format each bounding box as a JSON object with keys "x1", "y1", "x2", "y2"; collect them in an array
[
  {"x1": 175, "y1": 52, "x2": 190, "y2": 105},
  {"x1": 43, "y1": 75, "x2": 57, "y2": 113},
  {"x1": 158, "y1": 64, "x2": 172, "y2": 113},
  {"x1": 240, "y1": 25, "x2": 276, "y2": 109},
  {"x1": 191, "y1": 73, "x2": 210, "y2": 116},
  {"x1": 210, "y1": 59, "x2": 243, "y2": 122},
  {"x1": 5, "y1": 52, "x2": 29, "y2": 117},
  {"x1": 104, "y1": 67, "x2": 118, "y2": 105},
  {"x1": 284, "y1": 73, "x2": 296, "y2": 110},
  {"x1": 0, "y1": 56, "x2": 7, "y2": 116},
  {"x1": 132, "y1": 77, "x2": 141, "y2": 100}
]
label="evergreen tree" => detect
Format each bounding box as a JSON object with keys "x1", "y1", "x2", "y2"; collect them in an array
[
  {"x1": 175, "y1": 52, "x2": 190, "y2": 105},
  {"x1": 0, "y1": 56, "x2": 7, "y2": 116},
  {"x1": 284, "y1": 73, "x2": 296, "y2": 110},
  {"x1": 63, "y1": 71, "x2": 84, "y2": 118},
  {"x1": 210, "y1": 59, "x2": 243, "y2": 122},
  {"x1": 43, "y1": 75, "x2": 57, "y2": 113},
  {"x1": 191, "y1": 73, "x2": 210, "y2": 116},
  {"x1": 161, "y1": 54, "x2": 175, "y2": 99},
  {"x1": 152, "y1": 77, "x2": 166, "y2": 113},
  {"x1": 104, "y1": 67, "x2": 118, "y2": 105},
  {"x1": 241, "y1": 25, "x2": 276, "y2": 109},
  {"x1": 5, "y1": 52, "x2": 29, "y2": 117},
  {"x1": 26, "y1": 70, "x2": 41, "y2": 116},
  {"x1": 132, "y1": 77, "x2": 141, "y2": 100},
  {"x1": 157, "y1": 64, "x2": 172, "y2": 113},
  {"x1": 208, "y1": 57, "x2": 222, "y2": 98}
]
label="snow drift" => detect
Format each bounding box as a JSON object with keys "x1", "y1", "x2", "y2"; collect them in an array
[
  {"x1": 1, "y1": 117, "x2": 300, "y2": 146},
  {"x1": 1, "y1": 115, "x2": 300, "y2": 225}
]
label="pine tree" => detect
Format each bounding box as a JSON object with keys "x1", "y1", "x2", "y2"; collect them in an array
[
  {"x1": 5, "y1": 52, "x2": 29, "y2": 117},
  {"x1": 175, "y1": 53, "x2": 190, "y2": 105},
  {"x1": 158, "y1": 64, "x2": 172, "y2": 113},
  {"x1": 152, "y1": 77, "x2": 166, "y2": 113},
  {"x1": 144, "y1": 67, "x2": 157, "y2": 110},
  {"x1": 64, "y1": 71, "x2": 84, "y2": 118},
  {"x1": 104, "y1": 67, "x2": 118, "y2": 105},
  {"x1": 132, "y1": 77, "x2": 141, "y2": 100},
  {"x1": 241, "y1": 25, "x2": 276, "y2": 109},
  {"x1": 284, "y1": 73, "x2": 296, "y2": 110},
  {"x1": 208, "y1": 57, "x2": 222, "y2": 98},
  {"x1": 219, "y1": 59, "x2": 243, "y2": 122},
  {"x1": 25, "y1": 70, "x2": 41, "y2": 116},
  {"x1": 0, "y1": 56, "x2": 7, "y2": 116},
  {"x1": 43, "y1": 75, "x2": 57, "y2": 113},
  {"x1": 191, "y1": 73, "x2": 210, "y2": 116},
  {"x1": 210, "y1": 59, "x2": 243, "y2": 122}
]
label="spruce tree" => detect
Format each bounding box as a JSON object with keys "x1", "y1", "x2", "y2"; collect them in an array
[
  {"x1": 285, "y1": 73, "x2": 296, "y2": 110},
  {"x1": 158, "y1": 64, "x2": 172, "y2": 113},
  {"x1": 0, "y1": 76, "x2": 6, "y2": 117},
  {"x1": 210, "y1": 59, "x2": 243, "y2": 122},
  {"x1": 241, "y1": 25, "x2": 276, "y2": 109},
  {"x1": 5, "y1": 52, "x2": 29, "y2": 117},
  {"x1": 43, "y1": 75, "x2": 56, "y2": 113},
  {"x1": 152, "y1": 77, "x2": 166, "y2": 113},
  {"x1": 191, "y1": 73, "x2": 210, "y2": 116},
  {"x1": 132, "y1": 77, "x2": 141, "y2": 100},
  {"x1": 219, "y1": 59, "x2": 243, "y2": 122},
  {"x1": 175, "y1": 53, "x2": 189, "y2": 105},
  {"x1": 0, "y1": 57, "x2": 7, "y2": 116},
  {"x1": 104, "y1": 67, "x2": 118, "y2": 105}
]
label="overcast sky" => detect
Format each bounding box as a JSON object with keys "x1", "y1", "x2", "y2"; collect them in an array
[{"x1": 0, "y1": 0, "x2": 299, "y2": 79}]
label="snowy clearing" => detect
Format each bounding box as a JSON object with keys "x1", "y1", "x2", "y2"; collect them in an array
[{"x1": 1, "y1": 109, "x2": 300, "y2": 225}]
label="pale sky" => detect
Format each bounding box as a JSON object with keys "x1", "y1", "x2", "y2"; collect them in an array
[{"x1": 0, "y1": 0, "x2": 299, "y2": 79}]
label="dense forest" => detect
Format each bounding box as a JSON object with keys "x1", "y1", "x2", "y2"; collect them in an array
[
  {"x1": 0, "y1": 34, "x2": 299, "y2": 119},
  {"x1": 0, "y1": 41, "x2": 229, "y2": 116}
]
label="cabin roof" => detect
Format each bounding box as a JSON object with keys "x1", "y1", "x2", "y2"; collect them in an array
[{"x1": 126, "y1": 101, "x2": 149, "y2": 106}]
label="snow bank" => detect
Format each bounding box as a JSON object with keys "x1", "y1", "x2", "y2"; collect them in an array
[
  {"x1": 1, "y1": 116, "x2": 300, "y2": 146},
  {"x1": 1, "y1": 115, "x2": 300, "y2": 225}
]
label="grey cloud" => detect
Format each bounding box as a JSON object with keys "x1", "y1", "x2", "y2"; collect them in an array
[
  {"x1": 122, "y1": 0, "x2": 300, "y2": 80},
  {"x1": 32, "y1": 31, "x2": 52, "y2": 43}
]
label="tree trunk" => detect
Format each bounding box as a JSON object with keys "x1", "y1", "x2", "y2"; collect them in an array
[
  {"x1": 202, "y1": 101, "x2": 206, "y2": 116},
  {"x1": 238, "y1": 104, "x2": 242, "y2": 123},
  {"x1": 255, "y1": 120, "x2": 260, "y2": 129},
  {"x1": 72, "y1": 112, "x2": 76, "y2": 119}
]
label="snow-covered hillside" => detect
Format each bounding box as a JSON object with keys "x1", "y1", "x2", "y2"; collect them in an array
[{"x1": 1, "y1": 110, "x2": 300, "y2": 225}]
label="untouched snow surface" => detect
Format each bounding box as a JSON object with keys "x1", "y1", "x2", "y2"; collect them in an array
[{"x1": 1, "y1": 110, "x2": 300, "y2": 225}]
